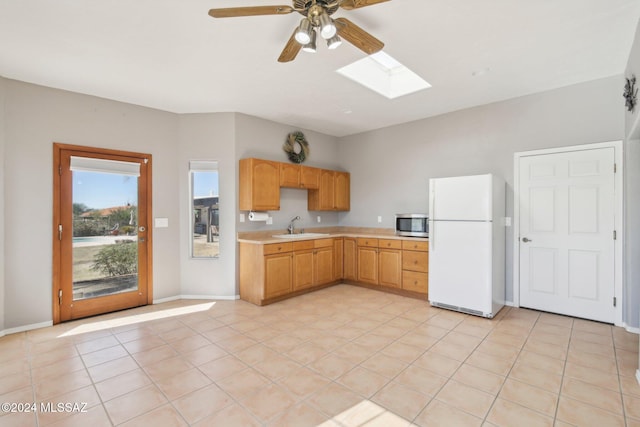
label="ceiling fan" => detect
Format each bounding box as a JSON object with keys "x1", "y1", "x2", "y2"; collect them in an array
[{"x1": 208, "y1": 0, "x2": 389, "y2": 62}]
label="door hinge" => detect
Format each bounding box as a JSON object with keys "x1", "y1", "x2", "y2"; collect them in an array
[
  {"x1": 613, "y1": 297, "x2": 617, "y2": 307},
  {"x1": 614, "y1": 163, "x2": 617, "y2": 173},
  {"x1": 58, "y1": 289, "x2": 63, "y2": 305},
  {"x1": 58, "y1": 224, "x2": 63, "y2": 241},
  {"x1": 613, "y1": 230, "x2": 617, "y2": 240}
]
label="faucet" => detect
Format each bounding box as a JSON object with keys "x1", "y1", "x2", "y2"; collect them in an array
[{"x1": 287, "y1": 216, "x2": 301, "y2": 234}]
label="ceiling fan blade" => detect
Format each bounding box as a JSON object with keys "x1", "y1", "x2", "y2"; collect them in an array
[
  {"x1": 278, "y1": 29, "x2": 302, "y2": 63},
  {"x1": 335, "y1": 17, "x2": 384, "y2": 55},
  {"x1": 208, "y1": 5, "x2": 294, "y2": 18},
  {"x1": 340, "y1": 0, "x2": 390, "y2": 11}
]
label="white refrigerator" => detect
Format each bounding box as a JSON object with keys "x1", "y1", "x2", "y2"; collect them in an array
[{"x1": 428, "y1": 174, "x2": 505, "y2": 318}]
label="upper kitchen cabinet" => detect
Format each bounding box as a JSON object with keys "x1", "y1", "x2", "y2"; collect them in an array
[
  {"x1": 280, "y1": 164, "x2": 321, "y2": 190},
  {"x1": 308, "y1": 170, "x2": 350, "y2": 211},
  {"x1": 300, "y1": 166, "x2": 320, "y2": 189},
  {"x1": 334, "y1": 171, "x2": 350, "y2": 211},
  {"x1": 280, "y1": 163, "x2": 300, "y2": 188},
  {"x1": 239, "y1": 158, "x2": 280, "y2": 211}
]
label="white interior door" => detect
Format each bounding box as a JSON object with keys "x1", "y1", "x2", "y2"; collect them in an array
[{"x1": 519, "y1": 148, "x2": 615, "y2": 323}]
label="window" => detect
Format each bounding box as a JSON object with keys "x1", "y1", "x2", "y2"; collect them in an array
[{"x1": 190, "y1": 161, "x2": 219, "y2": 258}]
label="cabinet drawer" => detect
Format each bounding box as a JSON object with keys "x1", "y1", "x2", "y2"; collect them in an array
[
  {"x1": 314, "y1": 238, "x2": 334, "y2": 248},
  {"x1": 357, "y1": 238, "x2": 378, "y2": 247},
  {"x1": 379, "y1": 239, "x2": 402, "y2": 249},
  {"x1": 402, "y1": 270, "x2": 428, "y2": 294},
  {"x1": 264, "y1": 242, "x2": 293, "y2": 255},
  {"x1": 402, "y1": 250, "x2": 428, "y2": 272},
  {"x1": 402, "y1": 240, "x2": 429, "y2": 252},
  {"x1": 293, "y1": 240, "x2": 314, "y2": 251}
]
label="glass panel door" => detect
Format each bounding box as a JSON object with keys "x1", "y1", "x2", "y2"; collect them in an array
[
  {"x1": 72, "y1": 170, "x2": 139, "y2": 300},
  {"x1": 54, "y1": 144, "x2": 151, "y2": 323}
]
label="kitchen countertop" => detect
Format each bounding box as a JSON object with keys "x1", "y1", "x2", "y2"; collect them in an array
[{"x1": 237, "y1": 227, "x2": 429, "y2": 244}]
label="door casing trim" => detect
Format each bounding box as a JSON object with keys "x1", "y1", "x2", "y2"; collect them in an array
[
  {"x1": 52, "y1": 143, "x2": 153, "y2": 325},
  {"x1": 513, "y1": 140, "x2": 623, "y2": 326}
]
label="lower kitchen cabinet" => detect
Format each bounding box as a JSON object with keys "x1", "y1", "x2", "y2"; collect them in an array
[
  {"x1": 240, "y1": 239, "x2": 338, "y2": 305},
  {"x1": 265, "y1": 253, "x2": 293, "y2": 298},
  {"x1": 293, "y1": 243, "x2": 314, "y2": 291},
  {"x1": 343, "y1": 238, "x2": 357, "y2": 281},
  {"x1": 239, "y1": 236, "x2": 429, "y2": 306},
  {"x1": 402, "y1": 240, "x2": 429, "y2": 295},
  {"x1": 378, "y1": 239, "x2": 402, "y2": 288}
]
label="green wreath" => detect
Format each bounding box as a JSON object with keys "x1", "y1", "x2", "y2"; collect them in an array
[{"x1": 283, "y1": 131, "x2": 309, "y2": 164}]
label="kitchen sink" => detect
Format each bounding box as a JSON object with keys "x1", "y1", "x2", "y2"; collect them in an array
[{"x1": 272, "y1": 233, "x2": 331, "y2": 239}]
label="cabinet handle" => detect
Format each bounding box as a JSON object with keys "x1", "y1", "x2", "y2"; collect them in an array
[
  {"x1": 414, "y1": 281, "x2": 418, "y2": 285},
  {"x1": 414, "y1": 260, "x2": 418, "y2": 265}
]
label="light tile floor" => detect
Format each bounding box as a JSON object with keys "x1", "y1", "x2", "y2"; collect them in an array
[{"x1": 0, "y1": 284, "x2": 639, "y2": 426}]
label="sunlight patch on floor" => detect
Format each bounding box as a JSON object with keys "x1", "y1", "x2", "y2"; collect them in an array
[{"x1": 57, "y1": 302, "x2": 216, "y2": 337}]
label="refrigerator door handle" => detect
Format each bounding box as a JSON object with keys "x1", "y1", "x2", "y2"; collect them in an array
[{"x1": 429, "y1": 184, "x2": 435, "y2": 250}]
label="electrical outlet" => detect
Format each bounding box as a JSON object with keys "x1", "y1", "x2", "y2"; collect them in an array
[
  {"x1": 317, "y1": 216, "x2": 321, "y2": 223},
  {"x1": 377, "y1": 216, "x2": 382, "y2": 223},
  {"x1": 266, "y1": 216, "x2": 273, "y2": 225},
  {"x1": 505, "y1": 217, "x2": 512, "y2": 227},
  {"x1": 239, "y1": 213, "x2": 245, "y2": 223}
]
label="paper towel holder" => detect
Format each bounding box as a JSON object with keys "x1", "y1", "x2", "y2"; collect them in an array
[{"x1": 248, "y1": 211, "x2": 270, "y2": 222}]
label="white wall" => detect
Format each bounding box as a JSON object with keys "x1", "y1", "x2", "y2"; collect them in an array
[
  {"x1": 0, "y1": 77, "x2": 6, "y2": 333},
  {"x1": 338, "y1": 76, "x2": 629, "y2": 323},
  {"x1": 177, "y1": 113, "x2": 237, "y2": 298},
  {"x1": 234, "y1": 113, "x2": 341, "y2": 233},
  {"x1": 3, "y1": 79, "x2": 181, "y2": 328},
  {"x1": 623, "y1": 18, "x2": 640, "y2": 376}
]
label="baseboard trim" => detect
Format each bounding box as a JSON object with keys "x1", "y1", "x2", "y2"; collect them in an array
[
  {"x1": 153, "y1": 294, "x2": 240, "y2": 304},
  {"x1": 622, "y1": 323, "x2": 640, "y2": 334},
  {"x1": 2, "y1": 321, "x2": 54, "y2": 336}
]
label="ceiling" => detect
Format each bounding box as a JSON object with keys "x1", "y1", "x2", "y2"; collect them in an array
[{"x1": 1, "y1": 1, "x2": 639, "y2": 137}]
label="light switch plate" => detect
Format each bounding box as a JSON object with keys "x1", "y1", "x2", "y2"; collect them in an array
[
  {"x1": 266, "y1": 217, "x2": 273, "y2": 225},
  {"x1": 240, "y1": 213, "x2": 245, "y2": 223},
  {"x1": 317, "y1": 216, "x2": 321, "y2": 223},
  {"x1": 377, "y1": 216, "x2": 382, "y2": 223},
  {"x1": 504, "y1": 217, "x2": 512, "y2": 227},
  {"x1": 154, "y1": 218, "x2": 169, "y2": 228}
]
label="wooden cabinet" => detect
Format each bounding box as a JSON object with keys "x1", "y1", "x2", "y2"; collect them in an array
[
  {"x1": 308, "y1": 170, "x2": 350, "y2": 211},
  {"x1": 239, "y1": 158, "x2": 280, "y2": 211},
  {"x1": 293, "y1": 241, "x2": 314, "y2": 291},
  {"x1": 314, "y1": 239, "x2": 334, "y2": 286},
  {"x1": 402, "y1": 239, "x2": 429, "y2": 294},
  {"x1": 280, "y1": 163, "x2": 300, "y2": 188},
  {"x1": 333, "y1": 237, "x2": 343, "y2": 281},
  {"x1": 334, "y1": 172, "x2": 350, "y2": 211},
  {"x1": 357, "y1": 238, "x2": 379, "y2": 285},
  {"x1": 281, "y1": 164, "x2": 321, "y2": 190},
  {"x1": 300, "y1": 166, "x2": 320, "y2": 189},
  {"x1": 240, "y1": 158, "x2": 348, "y2": 211},
  {"x1": 265, "y1": 253, "x2": 293, "y2": 298},
  {"x1": 343, "y1": 238, "x2": 357, "y2": 281},
  {"x1": 378, "y1": 239, "x2": 402, "y2": 288}
]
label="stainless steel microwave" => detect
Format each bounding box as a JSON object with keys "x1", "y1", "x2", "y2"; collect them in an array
[{"x1": 395, "y1": 214, "x2": 429, "y2": 238}]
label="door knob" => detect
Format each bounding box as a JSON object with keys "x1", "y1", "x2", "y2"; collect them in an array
[{"x1": 522, "y1": 237, "x2": 532, "y2": 243}]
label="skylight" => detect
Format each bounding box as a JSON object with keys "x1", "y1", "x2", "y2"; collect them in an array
[{"x1": 336, "y1": 51, "x2": 431, "y2": 99}]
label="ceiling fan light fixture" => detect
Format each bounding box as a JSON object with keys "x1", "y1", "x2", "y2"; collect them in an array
[
  {"x1": 318, "y1": 11, "x2": 337, "y2": 39},
  {"x1": 295, "y1": 18, "x2": 312, "y2": 45},
  {"x1": 327, "y1": 34, "x2": 342, "y2": 50},
  {"x1": 302, "y1": 29, "x2": 317, "y2": 53}
]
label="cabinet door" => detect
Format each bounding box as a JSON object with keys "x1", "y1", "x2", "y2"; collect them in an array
[
  {"x1": 264, "y1": 253, "x2": 292, "y2": 298},
  {"x1": 343, "y1": 238, "x2": 357, "y2": 281},
  {"x1": 314, "y1": 246, "x2": 334, "y2": 285},
  {"x1": 293, "y1": 250, "x2": 314, "y2": 290},
  {"x1": 333, "y1": 238, "x2": 343, "y2": 281},
  {"x1": 300, "y1": 166, "x2": 320, "y2": 189},
  {"x1": 280, "y1": 163, "x2": 300, "y2": 188},
  {"x1": 379, "y1": 249, "x2": 402, "y2": 288},
  {"x1": 334, "y1": 172, "x2": 350, "y2": 211},
  {"x1": 358, "y1": 247, "x2": 378, "y2": 285},
  {"x1": 308, "y1": 169, "x2": 335, "y2": 211},
  {"x1": 239, "y1": 158, "x2": 280, "y2": 211}
]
